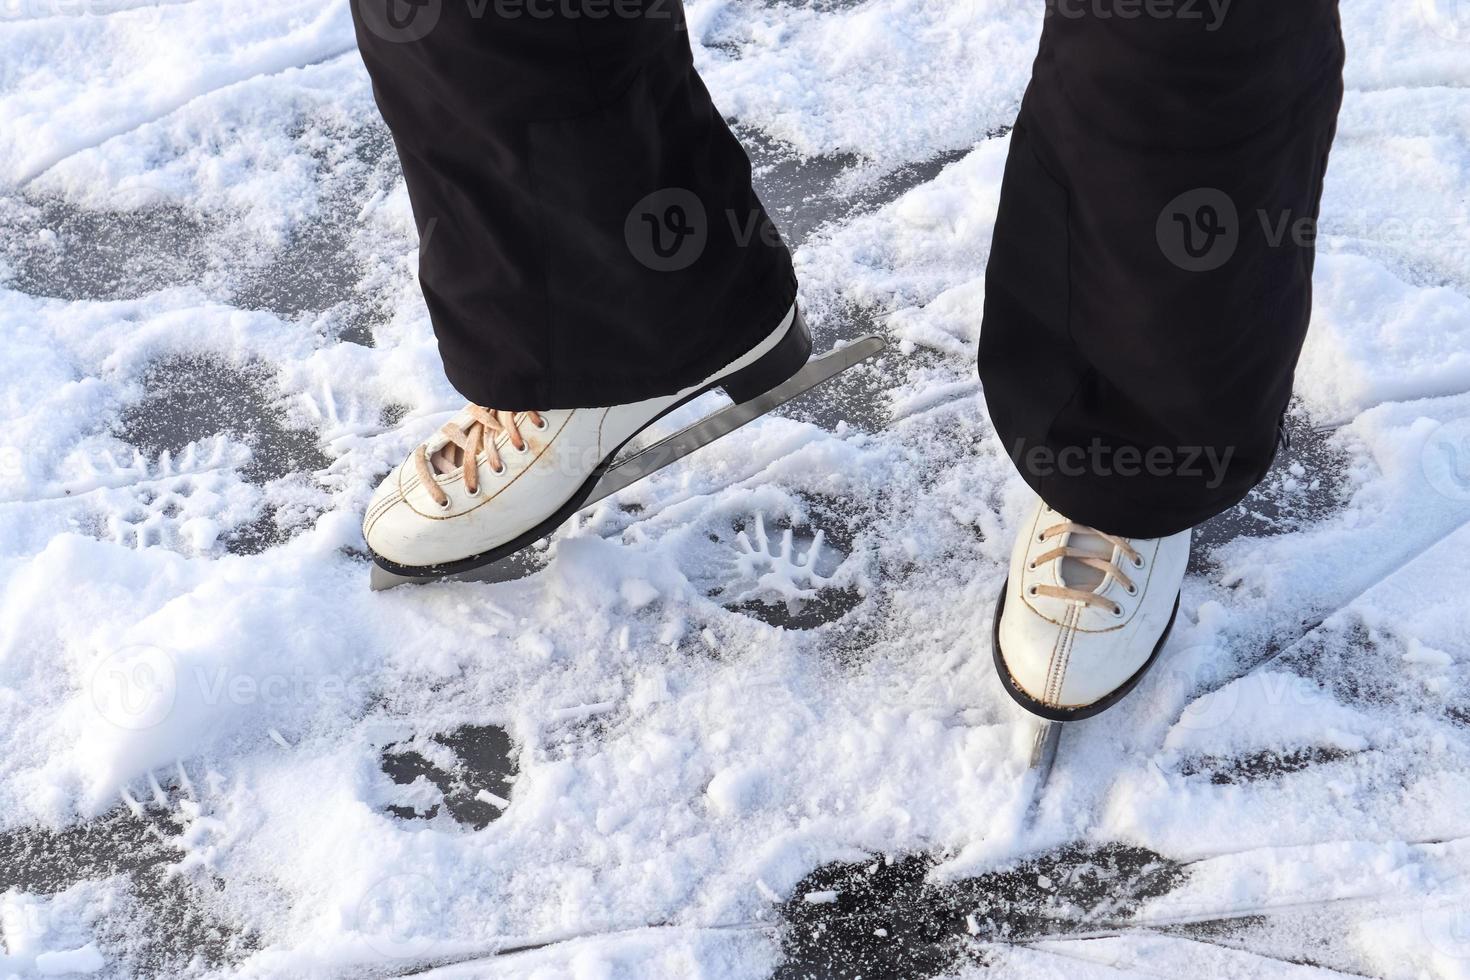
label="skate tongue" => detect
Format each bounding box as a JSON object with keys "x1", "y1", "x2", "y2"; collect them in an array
[
  {"x1": 429, "y1": 407, "x2": 500, "y2": 475},
  {"x1": 1058, "y1": 529, "x2": 1113, "y2": 592},
  {"x1": 430, "y1": 441, "x2": 464, "y2": 475}
]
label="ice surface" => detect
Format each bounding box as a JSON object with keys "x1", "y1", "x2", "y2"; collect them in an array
[{"x1": 3, "y1": 0, "x2": 1470, "y2": 976}]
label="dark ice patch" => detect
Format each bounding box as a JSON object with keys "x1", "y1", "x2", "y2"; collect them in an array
[
  {"x1": 1177, "y1": 745, "x2": 1356, "y2": 785},
  {"x1": 741, "y1": 131, "x2": 976, "y2": 251},
  {"x1": 0, "y1": 782, "x2": 254, "y2": 976},
  {"x1": 0, "y1": 195, "x2": 210, "y2": 302},
  {"x1": 775, "y1": 844, "x2": 1187, "y2": 979},
  {"x1": 380, "y1": 724, "x2": 518, "y2": 831},
  {"x1": 1193, "y1": 412, "x2": 1353, "y2": 573},
  {"x1": 113, "y1": 354, "x2": 330, "y2": 555}
]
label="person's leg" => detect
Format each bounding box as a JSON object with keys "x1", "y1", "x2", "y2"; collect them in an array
[
  {"x1": 351, "y1": 0, "x2": 798, "y2": 410},
  {"x1": 983, "y1": 0, "x2": 1345, "y2": 718},
  {"x1": 353, "y1": 2, "x2": 808, "y2": 575},
  {"x1": 980, "y1": 0, "x2": 1344, "y2": 538}
]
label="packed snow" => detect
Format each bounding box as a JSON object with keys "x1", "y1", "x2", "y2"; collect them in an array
[{"x1": 3, "y1": 0, "x2": 1470, "y2": 977}]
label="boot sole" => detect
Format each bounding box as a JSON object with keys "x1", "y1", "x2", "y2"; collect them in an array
[
  {"x1": 370, "y1": 305, "x2": 813, "y2": 580},
  {"x1": 990, "y1": 577, "x2": 1181, "y2": 722}
]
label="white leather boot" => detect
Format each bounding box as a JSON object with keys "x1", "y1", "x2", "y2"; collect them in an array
[
  {"x1": 363, "y1": 304, "x2": 810, "y2": 575},
  {"x1": 992, "y1": 497, "x2": 1190, "y2": 720}
]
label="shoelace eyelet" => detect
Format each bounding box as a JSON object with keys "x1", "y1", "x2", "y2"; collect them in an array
[
  {"x1": 1125, "y1": 584, "x2": 1138, "y2": 596},
  {"x1": 435, "y1": 496, "x2": 452, "y2": 511},
  {"x1": 490, "y1": 462, "x2": 507, "y2": 475},
  {"x1": 1132, "y1": 554, "x2": 1145, "y2": 569},
  {"x1": 532, "y1": 416, "x2": 548, "y2": 431},
  {"x1": 1111, "y1": 603, "x2": 1126, "y2": 618},
  {"x1": 1027, "y1": 585, "x2": 1040, "y2": 597}
]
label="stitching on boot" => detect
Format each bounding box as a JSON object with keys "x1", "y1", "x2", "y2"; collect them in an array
[
  {"x1": 1051, "y1": 604, "x2": 1078, "y2": 706},
  {"x1": 1043, "y1": 604, "x2": 1076, "y2": 705}
]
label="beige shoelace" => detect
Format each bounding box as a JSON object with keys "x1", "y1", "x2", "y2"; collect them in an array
[
  {"x1": 1029, "y1": 518, "x2": 1142, "y2": 614},
  {"x1": 413, "y1": 406, "x2": 545, "y2": 508}
]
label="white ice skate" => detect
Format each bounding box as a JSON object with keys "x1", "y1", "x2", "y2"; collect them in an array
[
  {"x1": 992, "y1": 497, "x2": 1190, "y2": 720},
  {"x1": 363, "y1": 304, "x2": 880, "y2": 589}
]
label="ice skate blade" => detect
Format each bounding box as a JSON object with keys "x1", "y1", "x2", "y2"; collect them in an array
[
  {"x1": 1029, "y1": 721, "x2": 1061, "y2": 776},
  {"x1": 369, "y1": 334, "x2": 885, "y2": 591},
  {"x1": 370, "y1": 546, "x2": 547, "y2": 590}
]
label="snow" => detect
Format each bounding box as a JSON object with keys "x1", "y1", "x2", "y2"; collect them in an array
[
  {"x1": 692, "y1": 0, "x2": 1038, "y2": 167},
  {"x1": 1303, "y1": 254, "x2": 1470, "y2": 422},
  {"x1": 2, "y1": 0, "x2": 1470, "y2": 977},
  {"x1": 706, "y1": 766, "x2": 766, "y2": 818},
  {"x1": 475, "y1": 790, "x2": 510, "y2": 810},
  {"x1": 0, "y1": 889, "x2": 110, "y2": 978},
  {"x1": 33, "y1": 943, "x2": 106, "y2": 976}
]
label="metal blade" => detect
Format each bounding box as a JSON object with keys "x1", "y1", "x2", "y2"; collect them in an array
[
  {"x1": 369, "y1": 335, "x2": 884, "y2": 590},
  {"x1": 1021, "y1": 720, "x2": 1063, "y2": 830},
  {"x1": 1029, "y1": 721, "x2": 1061, "y2": 776},
  {"x1": 369, "y1": 545, "x2": 549, "y2": 590},
  {"x1": 585, "y1": 334, "x2": 884, "y2": 507}
]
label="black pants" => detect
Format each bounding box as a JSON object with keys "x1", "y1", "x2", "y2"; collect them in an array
[
  {"x1": 351, "y1": 0, "x2": 796, "y2": 409},
  {"x1": 353, "y1": 0, "x2": 1343, "y2": 538},
  {"x1": 981, "y1": 0, "x2": 1345, "y2": 537}
]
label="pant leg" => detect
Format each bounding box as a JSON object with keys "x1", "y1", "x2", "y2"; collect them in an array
[
  {"x1": 351, "y1": 0, "x2": 797, "y2": 410},
  {"x1": 978, "y1": 0, "x2": 1345, "y2": 538}
]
